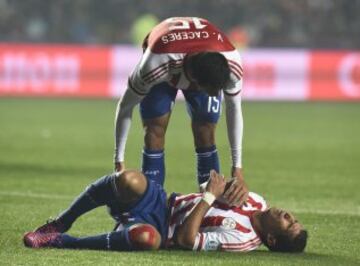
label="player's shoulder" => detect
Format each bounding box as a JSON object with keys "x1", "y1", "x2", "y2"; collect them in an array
[
  {"x1": 221, "y1": 50, "x2": 243, "y2": 83},
  {"x1": 248, "y1": 192, "x2": 268, "y2": 211},
  {"x1": 138, "y1": 50, "x2": 184, "y2": 78}
]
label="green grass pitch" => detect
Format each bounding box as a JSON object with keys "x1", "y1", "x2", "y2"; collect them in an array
[{"x1": 0, "y1": 98, "x2": 359, "y2": 265}]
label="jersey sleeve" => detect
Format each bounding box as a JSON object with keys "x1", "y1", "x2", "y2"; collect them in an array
[
  {"x1": 128, "y1": 49, "x2": 173, "y2": 96},
  {"x1": 193, "y1": 231, "x2": 261, "y2": 252},
  {"x1": 223, "y1": 81, "x2": 243, "y2": 168},
  {"x1": 114, "y1": 88, "x2": 144, "y2": 162},
  {"x1": 221, "y1": 52, "x2": 244, "y2": 168}
]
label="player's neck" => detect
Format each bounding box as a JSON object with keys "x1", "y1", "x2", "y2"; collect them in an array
[{"x1": 250, "y1": 210, "x2": 264, "y2": 239}]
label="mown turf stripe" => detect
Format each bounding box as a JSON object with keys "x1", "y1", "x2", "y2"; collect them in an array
[{"x1": 1, "y1": 190, "x2": 359, "y2": 216}]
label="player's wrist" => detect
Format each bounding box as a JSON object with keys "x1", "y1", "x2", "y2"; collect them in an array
[{"x1": 202, "y1": 192, "x2": 216, "y2": 206}]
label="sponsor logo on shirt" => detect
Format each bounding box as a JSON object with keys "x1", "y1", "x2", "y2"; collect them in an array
[{"x1": 221, "y1": 217, "x2": 237, "y2": 230}]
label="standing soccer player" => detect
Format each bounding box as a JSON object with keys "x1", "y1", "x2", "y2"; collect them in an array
[{"x1": 114, "y1": 17, "x2": 247, "y2": 205}]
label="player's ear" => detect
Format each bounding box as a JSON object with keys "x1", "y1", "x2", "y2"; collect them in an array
[{"x1": 266, "y1": 233, "x2": 277, "y2": 248}]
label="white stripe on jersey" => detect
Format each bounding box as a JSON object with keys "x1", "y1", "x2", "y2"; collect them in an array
[{"x1": 167, "y1": 191, "x2": 267, "y2": 252}]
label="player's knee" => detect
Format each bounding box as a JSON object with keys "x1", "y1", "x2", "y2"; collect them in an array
[
  {"x1": 114, "y1": 170, "x2": 147, "y2": 201},
  {"x1": 129, "y1": 224, "x2": 161, "y2": 250}
]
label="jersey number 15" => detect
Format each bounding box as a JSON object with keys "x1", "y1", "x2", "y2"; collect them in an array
[{"x1": 166, "y1": 17, "x2": 207, "y2": 31}]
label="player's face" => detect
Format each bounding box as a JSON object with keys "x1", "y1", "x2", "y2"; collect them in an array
[{"x1": 261, "y1": 207, "x2": 303, "y2": 238}]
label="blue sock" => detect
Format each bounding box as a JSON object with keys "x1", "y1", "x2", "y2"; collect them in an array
[
  {"x1": 59, "y1": 229, "x2": 131, "y2": 251},
  {"x1": 196, "y1": 145, "x2": 220, "y2": 184},
  {"x1": 58, "y1": 174, "x2": 118, "y2": 228},
  {"x1": 142, "y1": 148, "x2": 165, "y2": 186}
]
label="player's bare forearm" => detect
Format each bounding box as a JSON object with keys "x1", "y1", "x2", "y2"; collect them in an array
[
  {"x1": 231, "y1": 166, "x2": 243, "y2": 180},
  {"x1": 175, "y1": 200, "x2": 211, "y2": 249},
  {"x1": 176, "y1": 170, "x2": 225, "y2": 249},
  {"x1": 114, "y1": 162, "x2": 125, "y2": 172}
]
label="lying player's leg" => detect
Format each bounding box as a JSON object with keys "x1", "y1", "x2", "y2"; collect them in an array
[
  {"x1": 24, "y1": 223, "x2": 161, "y2": 251},
  {"x1": 32, "y1": 170, "x2": 148, "y2": 234},
  {"x1": 140, "y1": 82, "x2": 177, "y2": 186},
  {"x1": 183, "y1": 90, "x2": 222, "y2": 184}
]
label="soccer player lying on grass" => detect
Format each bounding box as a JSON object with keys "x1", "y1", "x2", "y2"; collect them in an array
[{"x1": 24, "y1": 170, "x2": 307, "y2": 252}]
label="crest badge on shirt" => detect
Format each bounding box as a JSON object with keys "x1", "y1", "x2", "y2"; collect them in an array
[{"x1": 221, "y1": 217, "x2": 237, "y2": 230}]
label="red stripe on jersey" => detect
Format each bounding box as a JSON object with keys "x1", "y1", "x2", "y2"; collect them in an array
[
  {"x1": 201, "y1": 216, "x2": 251, "y2": 233},
  {"x1": 229, "y1": 66, "x2": 242, "y2": 80},
  {"x1": 247, "y1": 196, "x2": 263, "y2": 210},
  {"x1": 197, "y1": 233, "x2": 204, "y2": 251},
  {"x1": 213, "y1": 201, "x2": 255, "y2": 217},
  {"x1": 228, "y1": 60, "x2": 244, "y2": 75},
  {"x1": 228, "y1": 61, "x2": 243, "y2": 78},
  {"x1": 145, "y1": 64, "x2": 182, "y2": 84},
  {"x1": 221, "y1": 237, "x2": 261, "y2": 251},
  {"x1": 222, "y1": 239, "x2": 261, "y2": 251},
  {"x1": 174, "y1": 193, "x2": 201, "y2": 208},
  {"x1": 142, "y1": 60, "x2": 182, "y2": 82},
  {"x1": 223, "y1": 89, "x2": 241, "y2": 97},
  {"x1": 143, "y1": 60, "x2": 182, "y2": 82},
  {"x1": 142, "y1": 59, "x2": 182, "y2": 79},
  {"x1": 222, "y1": 236, "x2": 260, "y2": 247}
]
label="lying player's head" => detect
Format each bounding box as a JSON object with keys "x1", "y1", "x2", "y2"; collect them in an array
[
  {"x1": 185, "y1": 52, "x2": 230, "y2": 96},
  {"x1": 259, "y1": 207, "x2": 308, "y2": 253}
]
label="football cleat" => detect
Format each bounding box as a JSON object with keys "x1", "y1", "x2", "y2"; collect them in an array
[
  {"x1": 23, "y1": 232, "x2": 62, "y2": 248},
  {"x1": 34, "y1": 219, "x2": 69, "y2": 234}
]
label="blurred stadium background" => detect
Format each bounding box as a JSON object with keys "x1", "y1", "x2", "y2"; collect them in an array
[{"x1": 0, "y1": 0, "x2": 359, "y2": 265}]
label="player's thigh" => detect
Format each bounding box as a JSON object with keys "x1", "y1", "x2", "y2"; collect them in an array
[
  {"x1": 183, "y1": 90, "x2": 221, "y2": 146},
  {"x1": 140, "y1": 82, "x2": 177, "y2": 121},
  {"x1": 182, "y1": 89, "x2": 222, "y2": 124}
]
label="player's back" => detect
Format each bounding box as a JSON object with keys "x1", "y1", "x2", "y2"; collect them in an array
[{"x1": 146, "y1": 17, "x2": 235, "y2": 54}]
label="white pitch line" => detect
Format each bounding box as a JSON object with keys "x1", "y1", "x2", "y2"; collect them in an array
[
  {"x1": 291, "y1": 208, "x2": 360, "y2": 216},
  {"x1": 0, "y1": 190, "x2": 359, "y2": 216},
  {"x1": 0, "y1": 191, "x2": 72, "y2": 200}
]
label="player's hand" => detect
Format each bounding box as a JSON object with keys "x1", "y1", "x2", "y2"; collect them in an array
[
  {"x1": 114, "y1": 162, "x2": 125, "y2": 173},
  {"x1": 223, "y1": 167, "x2": 249, "y2": 206},
  {"x1": 206, "y1": 170, "x2": 226, "y2": 199}
]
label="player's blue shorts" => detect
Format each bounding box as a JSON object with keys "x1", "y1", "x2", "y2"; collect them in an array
[
  {"x1": 109, "y1": 177, "x2": 169, "y2": 242},
  {"x1": 140, "y1": 82, "x2": 222, "y2": 123}
]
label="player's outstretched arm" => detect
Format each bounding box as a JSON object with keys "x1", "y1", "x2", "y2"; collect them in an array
[
  {"x1": 114, "y1": 88, "x2": 144, "y2": 169},
  {"x1": 223, "y1": 87, "x2": 249, "y2": 206},
  {"x1": 176, "y1": 170, "x2": 226, "y2": 249}
]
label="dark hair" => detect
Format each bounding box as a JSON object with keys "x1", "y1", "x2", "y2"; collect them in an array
[
  {"x1": 189, "y1": 52, "x2": 230, "y2": 95},
  {"x1": 264, "y1": 230, "x2": 308, "y2": 253}
]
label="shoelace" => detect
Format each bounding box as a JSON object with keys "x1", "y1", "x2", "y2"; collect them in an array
[{"x1": 33, "y1": 233, "x2": 59, "y2": 247}]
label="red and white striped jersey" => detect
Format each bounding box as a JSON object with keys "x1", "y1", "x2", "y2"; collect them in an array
[
  {"x1": 167, "y1": 192, "x2": 267, "y2": 252},
  {"x1": 129, "y1": 17, "x2": 243, "y2": 96}
]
